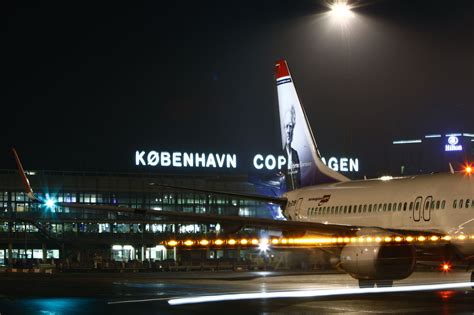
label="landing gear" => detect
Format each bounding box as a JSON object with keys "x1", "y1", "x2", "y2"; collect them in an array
[{"x1": 358, "y1": 279, "x2": 393, "y2": 288}]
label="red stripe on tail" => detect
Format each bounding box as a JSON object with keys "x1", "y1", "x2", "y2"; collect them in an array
[{"x1": 275, "y1": 59, "x2": 290, "y2": 79}]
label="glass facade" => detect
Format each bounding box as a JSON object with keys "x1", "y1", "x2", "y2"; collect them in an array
[{"x1": 0, "y1": 169, "x2": 272, "y2": 265}]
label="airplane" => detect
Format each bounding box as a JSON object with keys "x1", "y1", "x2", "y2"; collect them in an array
[{"x1": 13, "y1": 59, "x2": 474, "y2": 288}]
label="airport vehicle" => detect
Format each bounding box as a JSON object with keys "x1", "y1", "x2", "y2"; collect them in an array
[{"x1": 13, "y1": 60, "x2": 474, "y2": 287}]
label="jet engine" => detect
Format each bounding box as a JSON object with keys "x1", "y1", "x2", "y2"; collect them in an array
[{"x1": 339, "y1": 243, "x2": 416, "y2": 280}]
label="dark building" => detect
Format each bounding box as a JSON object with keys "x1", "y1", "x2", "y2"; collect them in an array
[{"x1": 389, "y1": 133, "x2": 474, "y2": 176}]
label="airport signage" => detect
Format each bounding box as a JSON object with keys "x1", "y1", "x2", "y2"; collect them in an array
[
  {"x1": 135, "y1": 150, "x2": 359, "y2": 173},
  {"x1": 252, "y1": 154, "x2": 359, "y2": 172},
  {"x1": 445, "y1": 136, "x2": 463, "y2": 152},
  {"x1": 135, "y1": 151, "x2": 237, "y2": 169}
]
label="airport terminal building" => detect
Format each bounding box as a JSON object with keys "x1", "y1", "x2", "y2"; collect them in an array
[{"x1": 0, "y1": 169, "x2": 276, "y2": 268}]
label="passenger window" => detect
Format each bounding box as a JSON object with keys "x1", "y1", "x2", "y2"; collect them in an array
[
  {"x1": 393, "y1": 203, "x2": 397, "y2": 211},
  {"x1": 415, "y1": 202, "x2": 420, "y2": 210},
  {"x1": 379, "y1": 204, "x2": 383, "y2": 212},
  {"x1": 436, "y1": 201, "x2": 440, "y2": 209},
  {"x1": 460, "y1": 199, "x2": 463, "y2": 208},
  {"x1": 430, "y1": 201, "x2": 435, "y2": 210},
  {"x1": 466, "y1": 199, "x2": 470, "y2": 208},
  {"x1": 368, "y1": 204, "x2": 372, "y2": 212},
  {"x1": 453, "y1": 200, "x2": 457, "y2": 209},
  {"x1": 344, "y1": 205, "x2": 348, "y2": 213},
  {"x1": 383, "y1": 204, "x2": 387, "y2": 211},
  {"x1": 388, "y1": 203, "x2": 392, "y2": 211},
  {"x1": 403, "y1": 202, "x2": 407, "y2": 211},
  {"x1": 363, "y1": 204, "x2": 367, "y2": 212},
  {"x1": 409, "y1": 202, "x2": 413, "y2": 210},
  {"x1": 441, "y1": 200, "x2": 445, "y2": 209},
  {"x1": 425, "y1": 200, "x2": 430, "y2": 209}
]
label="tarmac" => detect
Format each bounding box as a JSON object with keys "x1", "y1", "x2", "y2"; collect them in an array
[{"x1": 0, "y1": 271, "x2": 472, "y2": 314}]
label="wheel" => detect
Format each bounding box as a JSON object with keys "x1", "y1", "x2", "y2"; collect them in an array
[
  {"x1": 359, "y1": 279, "x2": 375, "y2": 288},
  {"x1": 375, "y1": 280, "x2": 393, "y2": 288}
]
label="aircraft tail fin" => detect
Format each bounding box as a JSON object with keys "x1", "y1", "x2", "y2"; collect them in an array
[
  {"x1": 12, "y1": 148, "x2": 38, "y2": 201},
  {"x1": 275, "y1": 59, "x2": 349, "y2": 190}
]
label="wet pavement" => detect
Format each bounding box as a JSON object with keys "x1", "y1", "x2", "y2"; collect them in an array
[{"x1": 0, "y1": 271, "x2": 473, "y2": 314}]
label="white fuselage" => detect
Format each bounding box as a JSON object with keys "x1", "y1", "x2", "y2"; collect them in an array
[{"x1": 284, "y1": 172, "x2": 474, "y2": 256}]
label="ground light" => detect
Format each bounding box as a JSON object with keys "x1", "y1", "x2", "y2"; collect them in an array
[
  {"x1": 465, "y1": 165, "x2": 472, "y2": 175},
  {"x1": 441, "y1": 262, "x2": 452, "y2": 273}
]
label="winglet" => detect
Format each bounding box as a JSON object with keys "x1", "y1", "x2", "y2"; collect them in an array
[
  {"x1": 449, "y1": 163, "x2": 454, "y2": 174},
  {"x1": 12, "y1": 148, "x2": 37, "y2": 201}
]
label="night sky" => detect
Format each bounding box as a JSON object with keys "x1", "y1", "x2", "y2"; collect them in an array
[{"x1": 2, "y1": 0, "x2": 474, "y2": 177}]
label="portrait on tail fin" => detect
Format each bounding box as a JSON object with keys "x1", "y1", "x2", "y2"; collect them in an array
[
  {"x1": 282, "y1": 105, "x2": 301, "y2": 190},
  {"x1": 275, "y1": 59, "x2": 349, "y2": 189}
]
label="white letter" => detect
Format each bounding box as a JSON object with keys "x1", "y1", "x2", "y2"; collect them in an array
[
  {"x1": 321, "y1": 157, "x2": 327, "y2": 165},
  {"x1": 147, "y1": 151, "x2": 159, "y2": 166},
  {"x1": 135, "y1": 151, "x2": 146, "y2": 166},
  {"x1": 265, "y1": 155, "x2": 276, "y2": 170},
  {"x1": 206, "y1": 154, "x2": 217, "y2": 168},
  {"x1": 161, "y1": 152, "x2": 171, "y2": 166},
  {"x1": 340, "y1": 158, "x2": 349, "y2": 172},
  {"x1": 172, "y1": 152, "x2": 182, "y2": 167},
  {"x1": 226, "y1": 154, "x2": 237, "y2": 168},
  {"x1": 328, "y1": 157, "x2": 338, "y2": 171},
  {"x1": 277, "y1": 155, "x2": 286, "y2": 170},
  {"x1": 196, "y1": 153, "x2": 206, "y2": 167},
  {"x1": 216, "y1": 154, "x2": 226, "y2": 168},
  {"x1": 253, "y1": 154, "x2": 264, "y2": 170},
  {"x1": 183, "y1": 153, "x2": 193, "y2": 167},
  {"x1": 350, "y1": 158, "x2": 359, "y2": 172}
]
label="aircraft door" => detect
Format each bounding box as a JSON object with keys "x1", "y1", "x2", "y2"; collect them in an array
[
  {"x1": 413, "y1": 196, "x2": 422, "y2": 222},
  {"x1": 295, "y1": 198, "x2": 304, "y2": 219},
  {"x1": 423, "y1": 196, "x2": 432, "y2": 221}
]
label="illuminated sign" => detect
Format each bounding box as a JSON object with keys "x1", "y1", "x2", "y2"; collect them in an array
[
  {"x1": 135, "y1": 151, "x2": 359, "y2": 173},
  {"x1": 445, "y1": 136, "x2": 463, "y2": 152},
  {"x1": 135, "y1": 151, "x2": 237, "y2": 168},
  {"x1": 253, "y1": 155, "x2": 359, "y2": 173},
  {"x1": 321, "y1": 157, "x2": 359, "y2": 172}
]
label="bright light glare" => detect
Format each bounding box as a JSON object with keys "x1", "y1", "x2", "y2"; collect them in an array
[
  {"x1": 167, "y1": 282, "x2": 474, "y2": 305},
  {"x1": 441, "y1": 262, "x2": 452, "y2": 272},
  {"x1": 465, "y1": 165, "x2": 472, "y2": 174},
  {"x1": 45, "y1": 198, "x2": 56, "y2": 209},
  {"x1": 329, "y1": 1, "x2": 354, "y2": 20},
  {"x1": 258, "y1": 241, "x2": 270, "y2": 252}
]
